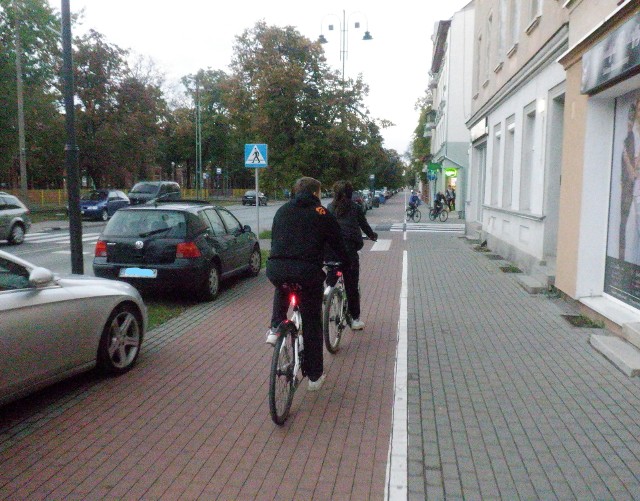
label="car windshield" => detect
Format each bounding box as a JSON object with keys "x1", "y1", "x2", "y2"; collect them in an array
[
  {"x1": 82, "y1": 191, "x2": 107, "y2": 201},
  {"x1": 244, "y1": 191, "x2": 256, "y2": 196},
  {"x1": 130, "y1": 183, "x2": 158, "y2": 194},
  {"x1": 103, "y1": 210, "x2": 187, "y2": 238}
]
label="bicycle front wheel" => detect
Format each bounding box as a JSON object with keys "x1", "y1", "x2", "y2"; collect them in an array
[
  {"x1": 428, "y1": 208, "x2": 437, "y2": 221},
  {"x1": 413, "y1": 209, "x2": 422, "y2": 222},
  {"x1": 269, "y1": 322, "x2": 297, "y2": 425},
  {"x1": 439, "y1": 209, "x2": 449, "y2": 222},
  {"x1": 323, "y1": 286, "x2": 346, "y2": 354}
]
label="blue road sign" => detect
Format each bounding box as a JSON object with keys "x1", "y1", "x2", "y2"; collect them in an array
[{"x1": 245, "y1": 144, "x2": 268, "y2": 168}]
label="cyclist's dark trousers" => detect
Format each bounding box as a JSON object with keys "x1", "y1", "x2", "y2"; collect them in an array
[
  {"x1": 343, "y1": 245, "x2": 361, "y2": 320},
  {"x1": 270, "y1": 281, "x2": 324, "y2": 382}
]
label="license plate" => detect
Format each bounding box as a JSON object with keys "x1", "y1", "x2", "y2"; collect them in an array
[{"x1": 119, "y1": 267, "x2": 157, "y2": 278}]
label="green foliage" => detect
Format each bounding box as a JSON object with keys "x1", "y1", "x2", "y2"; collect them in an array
[{"x1": 0, "y1": 15, "x2": 404, "y2": 192}]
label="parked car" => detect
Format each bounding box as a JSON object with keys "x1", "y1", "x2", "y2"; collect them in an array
[
  {"x1": 79, "y1": 189, "x2": 130, "y2": 221},
  {"x1": 0, "y1": 192, "x2": 31, "y2": 245},
  {"x1": 93, "y1": 200, "x2": 261, "y2": 301},
  {"x1": 351, "y1": 190, "x2": 368, "y2": 213},
  {"x1": 241, "y1": 190, "x2": 267, "y2": 206},
  {"x1": 362, "y1": 191, "x2": 374, "y2": 210},
  {"x1": 128, "y1": 181, "x2": 181, "y2": 205},
  {"x1": 0, "y1": 250, "x2": 147, "y2": 406}
]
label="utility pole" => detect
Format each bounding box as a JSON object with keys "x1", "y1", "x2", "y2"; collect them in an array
[
  {"x1": 61, "y1": 0, "x2": 83, "y2": 274},
  {"x1": 13, "y1": 1, "x2": 28, "y2": 201},
  {"x1": 195, "y1": 73, "x2": 202, "y2": 199}
]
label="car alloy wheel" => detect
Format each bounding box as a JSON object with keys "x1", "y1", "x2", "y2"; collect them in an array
[
  {"x1": 97, "y1": 305, "x2": 142, "y2": 374},
  {"x1": 101, "y1": 209, "x2": 109, "y2": 221},
  {"x1": 8, "y1": 224, "x2": 25, "y2": 245},
  {"x1": 248, "y1": 247, "x2": 261, "y2": 276},
  {"x1": 200, "y1": 263, "x2": 220, "y2": 301}
]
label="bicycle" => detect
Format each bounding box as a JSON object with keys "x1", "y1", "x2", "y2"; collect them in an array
[
  {"x1": 323, "y1": 262, "x2": 350, "y2": 354},
  {"x1": 268, "y1": 283, "x2": 305, "y2": 425},
  {"x1": 406, "y1": 204, "x2": 422, "y2": 223},
  {"x1": 428, "y1": 205, "x2": 449, "y2": 222}
]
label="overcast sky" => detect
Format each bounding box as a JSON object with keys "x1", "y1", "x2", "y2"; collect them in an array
[{"x1": 51, "y1": 0, "x2": 470, "y2": 155}]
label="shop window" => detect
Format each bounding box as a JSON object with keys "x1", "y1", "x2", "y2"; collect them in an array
[
  {"x1": 503, "y1": 116, "x2": 516, "y2": 208},
  {"x1": 491, "y1": 124, "x2": 502, "y2": 206},
  {"x1": 520, "y1": 105, "x2": 536, "y2": 211}
]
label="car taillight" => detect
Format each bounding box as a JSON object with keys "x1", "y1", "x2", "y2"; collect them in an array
[
  {"x1": 95, "y1": 240, "x2": 107, "y2": 257},
  {"x1": 176, "y1": 242, "x2": 201, "y2": 258}
]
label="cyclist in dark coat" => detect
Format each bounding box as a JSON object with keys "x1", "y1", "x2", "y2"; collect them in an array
[
  {"x1": 326, "y1": 180, "x2": 378, "y2": 330},
  {"x1": 266, "y1": 177, "x2": 349, "y2": 391}
]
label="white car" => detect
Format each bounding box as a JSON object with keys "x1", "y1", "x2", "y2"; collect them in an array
[{"x1": 0, "y1": 250, "x2": 147, "y2": 406}]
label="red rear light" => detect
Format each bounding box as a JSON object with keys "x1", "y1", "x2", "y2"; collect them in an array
[
  {"x1": 290, "y1": 294, "x2": 297, "y2": 307},
  {"x1": 336, "y1": 271, "x2": 343, "y2": 277},
  {"x1": 176, "y1": 241, "x2": 201, "y2": 258},
  {"x1": 95, "y1": 240, "x2": 107, "y2": 257}
]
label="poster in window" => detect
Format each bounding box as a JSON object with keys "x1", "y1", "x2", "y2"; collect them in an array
[{"x1": 605, "y1": 89, "x2": 640, "y2": 308}]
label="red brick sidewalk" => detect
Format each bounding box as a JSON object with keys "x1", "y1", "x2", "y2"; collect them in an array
[{"x1": 0, "y1": 231, "x2": 405, "y2": 499}]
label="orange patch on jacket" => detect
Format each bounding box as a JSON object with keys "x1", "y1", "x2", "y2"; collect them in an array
[{"x1": 315, "y1": 207, "x2": 327, "y2": 215}]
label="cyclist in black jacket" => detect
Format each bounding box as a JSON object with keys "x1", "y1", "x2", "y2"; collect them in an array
[
  {"x1": 265, "y1": 177, "x2": 349, "y2": 391},
  {"x1": 327, "y1": 180, "x2": 377, "y2": 330}
]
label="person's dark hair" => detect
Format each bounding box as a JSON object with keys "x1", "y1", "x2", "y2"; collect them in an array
[
  {"x1": 294, "y1": 177, "x2": 321, "y2": 197},
  {"x1": 332, "y1": 180, "x2": 353, "y2": 217}
]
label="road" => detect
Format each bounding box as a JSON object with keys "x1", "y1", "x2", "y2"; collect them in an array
[{"x1": 1, "y1": 201, "x2": 284, "y2": 276}]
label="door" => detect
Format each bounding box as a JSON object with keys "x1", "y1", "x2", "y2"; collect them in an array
[
  {"x1": 201, "y1": 209, "x2": 235, "y2": 273},
  {"x1": 543, "y1": 91, "x2": 565, "y2": 258},
  {"x1": 217, "y1": 208, "x2": 250, "y2": 272}
]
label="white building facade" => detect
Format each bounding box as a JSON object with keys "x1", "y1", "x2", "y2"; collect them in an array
[
  {"x1": 427, "y1": 4, "x2": 475, "y2": 210},
  {"x1": 465, "y1": 0, "x2": 569, "y2": 275}
]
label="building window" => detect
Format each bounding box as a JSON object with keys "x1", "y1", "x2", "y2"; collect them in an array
[
  {"x1": 474, "y1": 35, "x2": 482, "y2": 95},
  {"x1": 485, "y1": 15, "x2": 493, "y2": 82},
  {"x1": 503, "y1": 116, "x2": 515, "y2": 208},
  {"x1": 491, "y1": 124, "x2": 502, "y2": 206},
  {"x1": 530, "y1": 0, "x2": 542, "y2": 21},
  {"x1": 520, "y1": 105, "x2": 536, "y2": 211},
  {"x1": 498, "y1": 0, "x2": 507, "y2": 62},
  {"x1": 509, "y1": 0, "x2": 520, "y2": 48}
]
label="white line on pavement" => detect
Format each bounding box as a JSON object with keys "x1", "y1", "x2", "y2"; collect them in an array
[
  {"x1": 370, "y1": 239, "x2": 392, "y2": 251},
  {"x1": 385, "y1": 250, "x2": 408, "y2": 500}
]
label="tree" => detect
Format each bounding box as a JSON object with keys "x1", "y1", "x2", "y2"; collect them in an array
[{"x1": 0, "y1": 0, "x2": 64, "y2": 188}]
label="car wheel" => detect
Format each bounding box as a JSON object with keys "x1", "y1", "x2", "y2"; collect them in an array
[
  {"x1": 101, "y1": 209, "x2": 109, "y2": 221},
  {"x1": 8, "y1": 224, "x2": 25, "y2": 245},
  {"x1": 97, "y1": 304, "x2": 143, "y2": 374},
  {"x1": 248, "y1": 246, "x2": 261, "y2": 276},
  {"x1": 199, "y1": 263, "x2": 220, "y2": 301}
]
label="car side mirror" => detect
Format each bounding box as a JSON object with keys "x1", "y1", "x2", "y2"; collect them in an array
[
  {"x1": 29, "y1": 267, "x2": 55, "y2": 287},
  {"x1": 243, "y1": 225, "x2": 252, "y2": 233}
]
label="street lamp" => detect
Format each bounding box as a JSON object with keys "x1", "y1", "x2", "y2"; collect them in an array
[{"x1": 318, "y1": 10, "x2": 373, "y2": 84}]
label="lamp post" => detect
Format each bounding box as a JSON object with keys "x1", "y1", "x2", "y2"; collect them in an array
[{"x1": 318, "y1": 10, "x2": 373, "y2": 84}]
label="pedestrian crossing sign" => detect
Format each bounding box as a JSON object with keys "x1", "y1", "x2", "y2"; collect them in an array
[{"x1": 245, "y1": 144, "x2": 268, "y2": 168}]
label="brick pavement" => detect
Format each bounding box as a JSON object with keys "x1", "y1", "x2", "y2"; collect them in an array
[
  {"x1": 406, "y1": 233, "x2": 640, "y2": 500},
  {"x1": 0, "y1": 202, "x2": 405, "y2": 500},
  {"x1": 2, "y1": 193, "x2": 640, "y2": 500}
]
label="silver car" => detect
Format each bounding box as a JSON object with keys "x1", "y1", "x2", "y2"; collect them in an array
[
  {"x1": 0, "y1": 192, "x2": 31, "y2": 245},
  {"x1": 0, "y1": 250, "x2": 147, "y2": 406}
]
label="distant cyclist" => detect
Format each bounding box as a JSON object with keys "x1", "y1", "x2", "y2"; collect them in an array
[
  {"x1": 408, "y1": 190, "x2": 421, "y2": 210},
  {"x1": 434, "y1": 191, "x2": 447, "y2": 213},
  {"x1": 265, "y1": 177, "x2": 349, "y2": 391},
  {"x1": 326, "y1": 180, "x2": 378, "y2": 330}
]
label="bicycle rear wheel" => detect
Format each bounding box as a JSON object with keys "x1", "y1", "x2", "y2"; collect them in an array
[
  {"x1": 428, "y1": 208, "x2": 437, "y2": 221},
  {"x1": 439, "y1": 209, "x2": 449, "y2": 222},
  {"x1": 269, "y1": 322, "x2": 298, "y2": 425},
  {"x1": 413, "y1": 209, "x2": 422, "y2": 222},
  {"x1": 323, "y1": 286, "x2": 346, "y2": 354}
]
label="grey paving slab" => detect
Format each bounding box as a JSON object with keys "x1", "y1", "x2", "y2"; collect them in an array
[{"x1": 406, "y1": 233, "x2": 640, "y2": 500}]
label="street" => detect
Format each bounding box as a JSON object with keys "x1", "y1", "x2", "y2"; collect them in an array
[{"x1": 2, "y1": 193, "x2": 639, "y2": 500}]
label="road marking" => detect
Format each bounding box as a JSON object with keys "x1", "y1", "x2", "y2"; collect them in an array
[
  {"x1": 391, "y1": 222, "x2": 465, "y2": 234},
  {"x1": 385, "y1": 250, "x2": 408, "y2": 500},
  {"x1": 370, "y1": 239, "x2": 391, "y2": 251},
  {"x1": 25, "y1": 232, "x2": 101, "y2": 244}
]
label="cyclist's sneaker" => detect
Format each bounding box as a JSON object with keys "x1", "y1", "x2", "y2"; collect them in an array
[
  {"x1": 351, "y1": 318, "x2": 365, "y2": 330},
  {"x1": 265, "y1": 328, "x2": 277, "y2": 346},
  {"x1": 308, "y1": 374, "x2": 326, "y2": 391}
]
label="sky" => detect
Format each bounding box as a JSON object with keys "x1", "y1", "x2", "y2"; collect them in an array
[{"x1": 50, "y1": 0, "x2": 470, "y2": 155}]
